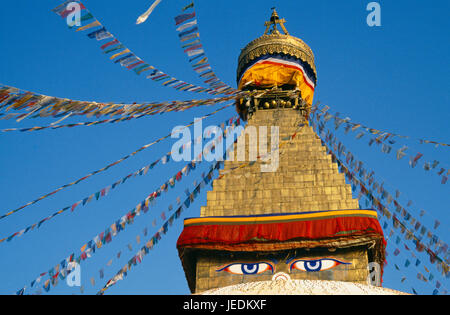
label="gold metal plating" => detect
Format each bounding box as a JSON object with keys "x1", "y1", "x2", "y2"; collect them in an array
[{"x1": 237, "y1": 9, "x2": 317, "y2": 82}]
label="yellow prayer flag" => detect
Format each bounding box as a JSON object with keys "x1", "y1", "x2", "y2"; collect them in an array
[
  {"x1": 6, "y1": 94, "x2": 34, "y2": 111},
  {"x1": 76, "y1": 20, "x2": 101, "y2": 32},
  {"x1": 110, "y1": 49, "x2": 131, "y2": 60}
]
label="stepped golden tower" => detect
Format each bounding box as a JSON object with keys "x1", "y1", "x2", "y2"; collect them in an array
[{"x1": 177, "y1": 9, "x2": 394, "y2": 295}]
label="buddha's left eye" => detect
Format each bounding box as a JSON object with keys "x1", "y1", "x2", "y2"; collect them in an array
[
  {"x1": 217, "y1": 262, "x2": 274, "y2": 275},
  {"x1": 290, "y1": 258, "x2": 350, "y2": 272}
]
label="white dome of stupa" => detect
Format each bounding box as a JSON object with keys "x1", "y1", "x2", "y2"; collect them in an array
[{"x1": 200, "y1": 279, "x2": 407, "y2": 295}]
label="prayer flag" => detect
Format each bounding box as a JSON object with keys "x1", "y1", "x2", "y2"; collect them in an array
[
  {"x1": 76, "y1": 20, "x2": 101, "y2": 32},
  {"x1": 176, "y1": 19, "x2": 197, "y2": 32},
  {"x1": 175, "y1": 12, "x2": 196, "y2": 25}
]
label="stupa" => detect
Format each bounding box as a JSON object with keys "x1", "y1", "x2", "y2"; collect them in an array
[{"x1": 176, "y1": 9, "x2": 400, "y2": 295}]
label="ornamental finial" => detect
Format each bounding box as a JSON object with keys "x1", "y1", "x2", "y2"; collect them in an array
[{"x1": 264, "y1": 8, "x2": 289, "y2": 35}]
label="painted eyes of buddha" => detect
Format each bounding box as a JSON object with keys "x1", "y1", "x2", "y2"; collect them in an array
[
  {"x1": 217, "y1": 258, "x2": 350, "y2": 275},
  {"x1": 217, "y1": 262, "x2": 274, "y2": 275},
  {"x1": 289, "y1": 258, "x2": 350, "y2": 272}
]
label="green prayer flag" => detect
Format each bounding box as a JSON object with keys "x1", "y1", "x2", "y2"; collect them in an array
[{"x1": 182, "y1": 2, "x2": 194, "y2": 11}]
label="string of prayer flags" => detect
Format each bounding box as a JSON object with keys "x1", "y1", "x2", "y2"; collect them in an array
[
  {"x1": 312, "y1": 113, "x2": 448, "y2": 229},
  {"x1": 313, "y1": 106, "x2": 448, "y2": 184},
  {"x1": 0, "y1": 152, "x2": 159, "y2": 243},
  {"x1": 325, "y1": 131, "x2": 449, "y2": 267},
  {"x1": 389, "y1": 239, "x2": 445, "y2": 295},
  {"x1": 16, "y1": 157, "x2": 208, "y2": 295},
  {"x1": 311, "y1": 111, "x2": 449, "y2": 278},
  {"x1": 350, "y1": 168, "x2": 449, "y2": 279},
  {"x1": 96, "y1": 160, "x2": 222, "y2": 295},
  {"x1": 0, "y1": 83, "x2": 239, "y2": 122},
  {"x1": 317, "y1": 121, "x2": 449, "y2": 261},
  {"x1": 1, "y1": 113, "x2": 239, "y2": 244},
  {"x1": 383, "y1": 237, "x2": 422, "y2": 294},
  {"x1": 16, "y1": 117, "x2": 241, "y2": 295},
  {"x1": 22, "y1": 157, "x2": 224, "y2": 296},
  {"x1": 329, "y1": 145, "x2": 450, "y2": 282},
  {"x1": 174, "y1": 1, "x2": 238, "y2": 95},
  {"x1": 53, "y1": 1, "x2": 234, "y2": 96},
  {"x1": 323, "y1": 106, "x2": 450, "y2": 148},
  {"x1": 87, "y1": 177, "x2": 206, "y2": 292},
  {"x1": 84, "y1": 124, "x2": 242, "y2": 295},
  {"x1": 0, "y1": 103, "x2": 233, "y2": 221},
  {"x1": 1, "y1": 114, "x2": 148, "y2": 133}
]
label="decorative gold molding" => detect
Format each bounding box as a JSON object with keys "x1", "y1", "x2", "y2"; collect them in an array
[{"x1": 237, "y1": 34, "x2": 317, "y2": 82}]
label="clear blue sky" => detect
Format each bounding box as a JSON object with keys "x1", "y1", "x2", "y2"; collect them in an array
[{"x1": 0, "y1": 0, "x2": 448, "y2": 295}]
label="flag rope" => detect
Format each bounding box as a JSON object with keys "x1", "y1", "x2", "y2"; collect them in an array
[
  {"x1": 174, "y1": 1, "x2": 238, "y2": 95},
  {"x1": 311, "y1": 111, "x2": 449, "y2": 281},
  {"x1": 19, "y1": 117, "x2": 243, "y2": 295},
  {"x1": 52, "y1": 1, "x2": 241, "y2": 96},
  {"x1": 313, "y1": 105, "x2": 449, "y2": 184},
  {"x1": 0, "y1": 103, "x2": 233, "y2": 221},
  {"x1": 0, "y1": 83, "x2": 239, "y2": 122},
  {"x1": 312, "y1": 108, "x2": 449, "y2": 255},
  {"x1": 0, "y1": 114, "x2": 239, "y2": 243}
]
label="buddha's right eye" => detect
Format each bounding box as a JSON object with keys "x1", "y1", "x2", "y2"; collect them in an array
[{"x1": 216, "y1": 262, "x2": 274, "y2": 275}]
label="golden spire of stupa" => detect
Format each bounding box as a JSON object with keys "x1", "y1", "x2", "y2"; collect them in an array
[
  {"x1": 264, "y1": 7, "x2": 289, "y2": 35},
  {"x1": 237, "y1": 9, "x2": 317, "y2": 87}
]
